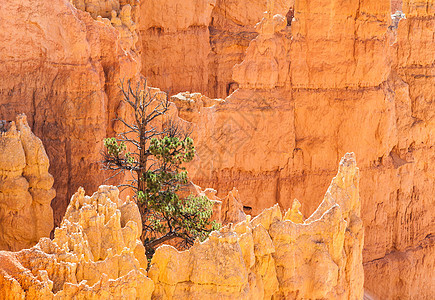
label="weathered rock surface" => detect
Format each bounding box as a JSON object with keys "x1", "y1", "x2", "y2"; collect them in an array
[
  {"x1": 174, "y1": 1, "x2": 434, "y2": 298},
  {"x1": 0, "y1": 185, "x2": 153, "y2": 299},
  {"x1": 139, "y1": 0, "x2": 216, "y2": 95},
  {"x1": 232, "y1": 12, "x2": 290, "y2": 89},
  {"x1": 208, "y1": 0, "x2": 293, "y2": 97},
  {"x1": 391, "y1": 0, "x2": 403, "y2": 12},
  {"x1": 0, "y1": 153, "x2": 363, "y2": 299},
  {"x1": 0, "y1": 114, "x2": 55, "y2": 251},
  {"x1": 291, "y1": 0, "x2": 391, "y2": 88},
  {"x1": 72, "y1": 0, "x2": 140, "y2": 52},
  {"x1": 139, "y1": 0, "x2": 293, "y2": 98},
  {"x1": 364, "y1": 234, "x2": 435, "y2": 300},
  {"x1": 362, "y1": 0, "x2": 435, "y2": 298},
  {"x1": 150, "y1": 153, "x2": 363, "y2": 299},
  {"x1": 0, "y1": 0, "x2": 140, "y2": 227},
  {"x1": 0, "y1": 0, "x2": 433, "y2": 298}
]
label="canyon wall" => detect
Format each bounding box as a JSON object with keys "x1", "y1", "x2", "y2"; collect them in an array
[
  {"x1": 139, "y1": 0, "x2": 293, "y2": 98},
  {"x1": 364, "y1": 0, "x2": 435, "y2": 298},
  {"x1": 0, "y1": 153, "x2": 364, "y2": 299},
  {"x1": 141, "y1": 2, "x2": 434, "y2": 295},
  {"x1": 0, "y1": 115, "x2": 55, "y2": 251},
  {"x1": 207, "y1": 0, "x2": 293, "y2": 97},
  {"x1": 0, "y1": 0, "x2": 140, "y2": 227},
  {"x1": 0, "y1": 0, "x2": 432, "y2": 298},
  {"x1": 139, "y1": 0, "x2": 216, "y2": 96},
  {"x1": 174, "y1": 1, "x2": 434, "y2": 298}
]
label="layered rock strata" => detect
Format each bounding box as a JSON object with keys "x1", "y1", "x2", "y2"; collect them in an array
[
  {"x1": 0, "y1": 114, "x2": 55, "y2": 251},
  {"x1": 0, "y1": 0, "x2": 141, "y2": 227},
  {"x1": 363, "y1": 0, "x2": 435, "y2": 298},
  {"x1": 139, "y1": 0, "x2": 216, "y2": 96},
  {"x1": 139, "y1": 0, "x2": 294, "y2": 98},
  {"x1": 150, "y1": 153, "x2": 364, "y2": 299},
  {"x1": 208, "y1": 0, "x2": 293, "y2": 97},
  {"x1": 232, "y1": 12, "x2": 290, "y2": 89},
  {"x1": 0, "y1": 185, "x2": 153, "y2": 299},
  {"x1": 71, "y1": 0, "x2": 140, "y2": 52},
  {"x1": 0, "y1": 153, "x2": 364, "y2": 299},
  {"x1": 175, "y1": 1, "x2": 434, "y2": 298},
  {"x1": 0, "y1": 0, "x2": 432, "y2": 298}
]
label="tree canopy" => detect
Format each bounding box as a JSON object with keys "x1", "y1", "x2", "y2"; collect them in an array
[{"x1": 102, "y1": 81, "x2": 220, "y2": 257}]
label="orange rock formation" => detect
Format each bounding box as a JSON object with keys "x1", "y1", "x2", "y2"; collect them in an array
[
  {"x1": 139, "y1": 0, "x2": 293, "y2": 98},
  {"x1": 0, "y1": 0, "x2": 433, "y2": 298},
  {"x1": 232, "y1": 12, "x2": 290, "y2": 89},
  {"x1": 0, "y1": 114, "x2": 55, "y2": 251},
  {"x1": 139, "y1": 0, "x2": 216, "y2": 96},
  {"x1": 165, "y1": 1, "x2": 434, "y2": 298},
  {"x1": 0, "y1": 185, "x2": 153, "y2": 299},
  {"x1": 363, "y1": 1, "x2": 435, "y2": 298},
  {"x1": 0, "y1": 0, "x2": 141, "y2": 227},
  {"x1": 150, "y1": 153, "x2": 364, "y2": 300},
  {"x1": 0, "y1": 153, "x2": 364, "y2": 299}
]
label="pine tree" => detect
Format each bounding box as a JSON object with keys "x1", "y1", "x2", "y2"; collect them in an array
[{"x1": 102, "y1": 80, "x2": 220, "y2": 257}]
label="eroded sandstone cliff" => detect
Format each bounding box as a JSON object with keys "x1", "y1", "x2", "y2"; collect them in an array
[
  {"x1": 150, "y1": 153, "x2": 364, "y2": 300},
  {"x1": 0, "y1": 114, "x2": 55, "y2": 251},
  {"x1": 363, "y1": 0, "x2": 435, "y2": 298},
  {"x1": 0, "y1": 0, "x2": 432, "y2": 298},
  {"x1": 0, "y1": 185, "x2": 153, "y2": 299},
  {"x1": 0, "y1": 0, "x2": 141, "y2": 228},
  {"x1": 139, "y1": 0, "x2": 216, "y2": 96},
  {"x1": 0, "y1": 153, "x2": 364, "y2": 299},
  {"x1": 170, "y1": 1, "x2": 433, "y2": 298},
  {"x1": 139, "y1": 0, "x2": 293, "y2": 98}
]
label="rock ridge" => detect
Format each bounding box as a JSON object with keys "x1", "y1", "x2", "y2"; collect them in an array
[
  {"x1": 0, "y1": 114, "x2": 55, "y2": 251},
  {"x1": 0, "y1": 153, "x2": 363, "y2": 299}
]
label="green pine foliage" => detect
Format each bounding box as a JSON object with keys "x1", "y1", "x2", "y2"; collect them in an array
[{"x1": 102, "y1": 81, "x2": 220, "y2": 258}]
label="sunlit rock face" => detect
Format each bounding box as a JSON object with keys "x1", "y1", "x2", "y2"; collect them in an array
[
  {"x1": 0, "y1": 0, "x2": 432, "y2": 298},
  {"x1": 232, "y1": 12, "x2": 290, "y2": 90},
  {"x1": 0, "y1": 0, "x2": 141, "y2": 228},
  {"x1": 71, "y1": 0, "x2": 140, "y2": 52},
  {"x1": 150, "y1": 153, "x2": 364, "y2": 299},
  {"x1": 363, "y1": 0, "x2": 435, "y2": 299},
  {"x1": 0, "y1": 153, "x2": 363, "y2": 299},
  {"x1": 139, "y1": 0, "x2": 216, "y2": 97},
  {"x1": 0, "y1": 185, "x2": 153, "y2": 299},
  {"x1": 173, "y1": 1, "x2": 434, "y2": 298},
  {"x1": 0, "y1": 114, "x2": 55, "y2": 251}
]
